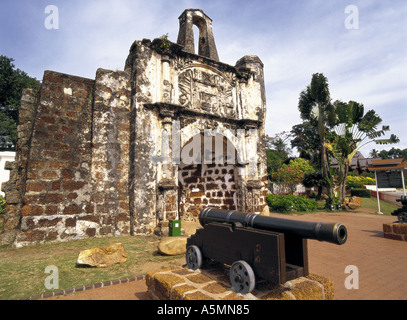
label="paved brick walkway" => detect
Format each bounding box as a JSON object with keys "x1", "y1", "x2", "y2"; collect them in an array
[
  {"x1": 291, "y1": 212, "x2": 407, "y2": 300},
  {"x1": 47, "y1": 212, "x2": 407, "y2": 300}
]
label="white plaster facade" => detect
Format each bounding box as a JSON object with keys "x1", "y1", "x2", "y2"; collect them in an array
[{"x1": 0, "y1": 151, "x2": 16, "y2": 197}]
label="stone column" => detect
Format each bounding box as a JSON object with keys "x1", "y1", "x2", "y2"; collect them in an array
[
  {"x1": 156, "y1": 109, "x2": 179, "y2": 225},
  {"x1": 161, "y1": 55, "x2": 172, "y2": 103},
  {"x1": 161, "y1": 115, "x2": 174, "y2": 180}
]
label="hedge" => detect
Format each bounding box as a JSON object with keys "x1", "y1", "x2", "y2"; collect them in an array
[
  {"x1": 266, "y1": 194, "x2": 318, "y2": 213},
  {"x1": 350, "y1": 188, "x2": 372, "y2": 198},
  {"x1": 346, "y1": 176, "x2": 376, "y2": 189}
]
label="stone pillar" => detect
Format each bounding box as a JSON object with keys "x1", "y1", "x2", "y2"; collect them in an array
[
  {"x1": 92, "y1": 68, "x2": 132, "y2": 236},
  {"x1": 156, "y1": 109, "x2": 179, "y2": 224},
  {"x1": 161, "y1": 55, "x2": 172, "y2": 103},
  {"x1": 235, "y1": 56, "x2": 269, "y2": 215},
  {"x1": 161, "y1": 115, "x2": 174, "y2": 180}
]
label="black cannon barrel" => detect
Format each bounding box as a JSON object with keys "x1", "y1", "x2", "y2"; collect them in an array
[{"x1": 200, "y1": 208, "x2": 348, "y2": 245}]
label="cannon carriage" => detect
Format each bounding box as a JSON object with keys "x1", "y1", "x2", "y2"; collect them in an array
[
  {"x1": 186, "y1": 208, "x2": 348, "y2": 294},
  {"x1": 392, "y1": 196, "x2": 407, "y2": 224}
]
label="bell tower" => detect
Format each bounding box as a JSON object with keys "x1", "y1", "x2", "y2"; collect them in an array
[{"x1": 177, "y1": 9, "x2": 220, "y2": 61}]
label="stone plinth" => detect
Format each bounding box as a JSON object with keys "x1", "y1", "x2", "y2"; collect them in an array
[
  {"x1": 383, "y1": 223, "x2": 407, "y2": 242},
  {"x1": 146, "y1": 265, "x2": 334, "y2": 300}
]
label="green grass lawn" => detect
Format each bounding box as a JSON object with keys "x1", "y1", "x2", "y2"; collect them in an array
[
  {"x1": 357, "y1": 197, "x2": 399, "y2": 215},
  {"x1": 285, "y1": 197, "x2": 399, "y2": 216},
  {"x1": 314, "y1": 197, "x2": 399, "y2": 215},
  {"x1": 0, "y1": 235, "x2": 184, "y2": 300}
]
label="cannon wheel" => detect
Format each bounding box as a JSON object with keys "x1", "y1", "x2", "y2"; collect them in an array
[
  {"x1": 230, "y1": 260, "x2": 256, "y2": 294},
  {"x1": 186, "y1": 245, "x2": 202, "y2": 270},
  {"x1": 398, "y1": 212, "x2": 407, "y2": 224}
]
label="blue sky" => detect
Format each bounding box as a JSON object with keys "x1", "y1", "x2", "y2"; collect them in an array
[{"x1": 1, "y1": 0, "x2": 406, "y2": 157}]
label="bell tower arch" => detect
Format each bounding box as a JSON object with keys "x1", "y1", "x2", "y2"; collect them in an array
[{"x1": 177, "y1": 9, "x2": 220, "y2": 61}]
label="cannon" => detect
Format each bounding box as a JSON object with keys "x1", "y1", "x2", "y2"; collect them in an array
[
  {"x1": 391, "y1": 196, "x2": 407, "y2": 224},
  {"x1": 186, "y1": 208, "x2": 348, "y2": 294}
]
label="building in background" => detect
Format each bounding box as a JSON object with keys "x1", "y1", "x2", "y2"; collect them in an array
[{"x1": 0, "y1": 151, "x2": 16, "y2": 197}]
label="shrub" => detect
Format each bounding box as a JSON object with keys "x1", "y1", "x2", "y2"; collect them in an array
[
  {"x1": 0, "y1": 195, "x2": 6, "y2": 215},
  {"x1": 271, "y1": 166, "x2": 305, "y2": 193},
  {"x1": 266, "y1": 194, "x2": 318, "y2": 213},
  {"x1": 346, "y1": 175, "x2": 376, "y2": 189},
  {"x1": 350, "y1": 188, "x2": 372, "y2": 198}
]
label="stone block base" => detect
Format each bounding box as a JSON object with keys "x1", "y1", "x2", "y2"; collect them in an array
[
  {"x1": 146, "y1": 264, "x2": 334, "y2": 300},
  {"x1": 383, "y1": 223, "x2": 407, "y2": 242}
]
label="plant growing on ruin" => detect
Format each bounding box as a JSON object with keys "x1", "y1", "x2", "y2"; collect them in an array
[
  {"x1": 159, "y1": 33, "x2": 172, "y2": 51},
  {"x1": 0, "y1": 195, "x2": 5, "y2": 215}
]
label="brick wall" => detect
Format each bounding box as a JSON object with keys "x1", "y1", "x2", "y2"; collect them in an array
[
  {"x1": 14, "y1": 71, "x2": 95, "y2": 246},
  {"x1": 383, "y1": 223, "x2": 407, "y2": 242},
  {"x1": 179, "y1": 163, "x2": 237, "y2": 220}
]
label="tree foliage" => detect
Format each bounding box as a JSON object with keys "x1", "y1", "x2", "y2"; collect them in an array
[
  {"x1": 325, "y1": 100, "x2": 399, "y2": 202},
  {"x1": 265, "y1": 132, "x2": 292, "y2": 180},
  {"x1": 292, "y1": 73, "x2": 400, "y2": 206},
  {"x1": 270, "y1": 158, "x2": 314, "y2": 193},
  {"x1": 372, "y1": 147, "x2": 407, "y2": 160},
  {"x1": 0, "y1": 55, "x2": 41, "y2": 150},
  {"x1": 294, "y1": 73, "x2": 336, "y2": 203}
]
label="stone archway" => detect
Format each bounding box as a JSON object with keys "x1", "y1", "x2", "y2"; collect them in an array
[{"x1": 178, "y1": 133, "x2": 238, "y2": 221}]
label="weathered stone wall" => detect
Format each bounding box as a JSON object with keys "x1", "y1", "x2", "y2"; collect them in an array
[
  {"x1": 16, "y1": 72, "x2": 95, "y2": 246},
  {"x1": 146, "y1": 267, "x2": 334, "y2": 300},
  {"x1": 91, "y1": 69, "x2": 132, "y2": 236},
  {"x1": 1, "y1": 9, "x2": 269, "y2": 247}
]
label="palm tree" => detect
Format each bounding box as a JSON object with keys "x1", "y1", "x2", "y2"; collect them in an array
[
  {"x1": 325, "y1": 100, "x2": 399, "y2": 203},
  {"x1": 298, "y1": 73, "x2": 336, "y2": 203},
  {"x1": 369, "y1": 149, "x2": 380, "y2": 158}
]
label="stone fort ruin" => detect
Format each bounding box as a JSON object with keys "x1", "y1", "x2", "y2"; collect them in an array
[{"x1": 1, "y1": 9, "x2": 268, "y2": 247}]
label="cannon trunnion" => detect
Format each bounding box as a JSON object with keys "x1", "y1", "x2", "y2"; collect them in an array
[{"x1": 186, "y1": 208, "x2": 348, "y2": 294}]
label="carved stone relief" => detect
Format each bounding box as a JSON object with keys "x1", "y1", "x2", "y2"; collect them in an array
[{"x1": 178, "y1": 66, "x2": 236, "y2": 118}]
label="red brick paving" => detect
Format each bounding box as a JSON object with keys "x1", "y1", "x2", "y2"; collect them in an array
[
  {"x1": 289, "y1": 211, "x2": 407, "y2": 300},
  {"x1": 48, "y1": 212, "x2": 407, "y2": 300}
]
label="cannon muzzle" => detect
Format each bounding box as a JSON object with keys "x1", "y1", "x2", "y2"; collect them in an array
[{"x1": 200, "y1": 208, "x2": 348, "y2": 245}]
